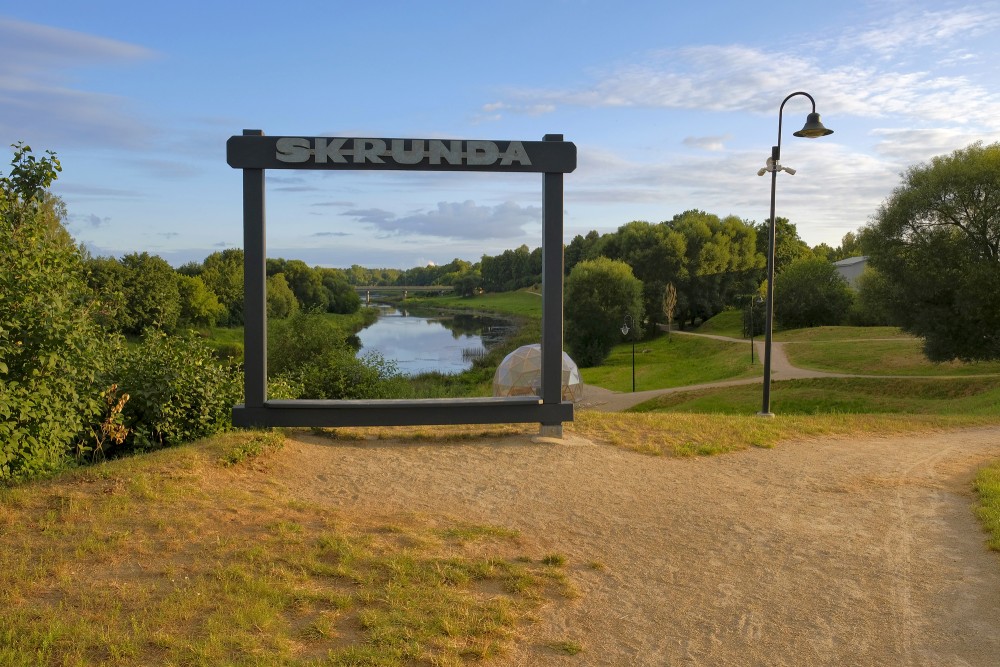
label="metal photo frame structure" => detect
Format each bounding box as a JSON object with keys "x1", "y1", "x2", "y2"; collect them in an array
[{"x1": 226, "y1": 130, "x2": 576, "y2": 433}]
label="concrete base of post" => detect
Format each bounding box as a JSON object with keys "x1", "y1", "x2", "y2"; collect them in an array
[
  {"x1": 536, "y1": 424, "x2": 563, "y2": 439},
  {"x1": 756, "y1": 411, "x2": 776, "y2": 418}
]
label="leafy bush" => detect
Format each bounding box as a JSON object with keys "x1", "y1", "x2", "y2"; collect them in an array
[
  {"x1": 268, "y1": 311, "x2": 400, "y2": 399},
  {"x1": 111, "y1": 331, "x2": 242, "y2": 451},
  {"x1": 1, "y1": 144, "x2": 112, "y2": 483}
]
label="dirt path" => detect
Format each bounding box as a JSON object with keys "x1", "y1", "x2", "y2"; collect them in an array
[{"x1": 276, "y1": 426, "x2": 1000, "y2": 666}]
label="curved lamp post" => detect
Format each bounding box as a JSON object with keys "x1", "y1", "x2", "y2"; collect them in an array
[
  {"x1": 757, "y1": 92, "x2": 833, "y2": 417},
  {"x1": 621, "y1": 314, "x2": 636, "y2": 393}
]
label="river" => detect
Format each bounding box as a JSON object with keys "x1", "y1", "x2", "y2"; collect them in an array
[{"x1": 355, "y1": 305, "x2": 514, "y2": 376}]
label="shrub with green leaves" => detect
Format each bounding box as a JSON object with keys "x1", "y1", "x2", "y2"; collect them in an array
[
  {"x1": 112, "y1": 330, "x2": 242, "y2": 450},
  {"x1": 268, "y1": 311, "x2": 401, "y2": 399},
  {"x1": 0, "y1": 144, "x2": 111, "y2": 483}
]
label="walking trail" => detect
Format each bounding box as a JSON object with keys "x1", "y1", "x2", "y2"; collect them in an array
[{"x1": 274, "y1": 332, "x2": 1000, "y2": 665}]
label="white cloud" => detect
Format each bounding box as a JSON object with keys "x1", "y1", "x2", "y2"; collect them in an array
[
  {"x1": 492, "y1": 6, "x2": 1000, "y2": 131},
  {"x1": 344, "y1": 200, "x2": 540, "y2": 240},
  {"x1": 0, "y1": 17, "x2": 156, "y2": 148}
]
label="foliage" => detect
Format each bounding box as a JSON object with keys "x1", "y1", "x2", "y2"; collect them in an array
[
  {"x1": 319, "y1": 267, "x2": 361, "y2": 314},
  {"x1": 564, "y1": 258, "x2": 643, "y2": 367},
  {"x1": 116, "y1": 252, "x2": 182, "y2": 334},
  {"x1": 176, "y1": 273, "x2": 226, "y2": 328},
  {"x1": 268, "y1": 311, "x2": 401, "y2": 399},
  {"x1": 773, "y1": 257, "x2": 854, "y2": 329},
  {"x1": 200, "y1": 248, "x2": 245, "y2": 326},
  {"x1": 0, "y1": 144, "x2": 111, "y2": 483},
  {"x1": 848, "y1": 266, "x2": 893, "y2": 326},
  {"x1": 110, "y1": 330, "x2": 242, "y2": 451},
  {"x1": 480, "y1": 244, "x2": 542, "y2": 292},
  {"x1": 755, "y1": 217, "x2": 814, "y2": 276},
  {"x1": 861, "y1": 142, "x2": 1000, "y2": 361},
  {"x1": 265, "y1": 273, "x2": 298, "y2": 319}
]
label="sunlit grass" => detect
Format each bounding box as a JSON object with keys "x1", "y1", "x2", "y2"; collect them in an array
[
  {"x1": 570, "y1": 409, "x2": 998, "y2": 457},
  {"x1": 581, "y1": 332, "x2": 759, "y2": 392},
  {"x1": 0, "y1": 432, "x2": 575, "y2": 666},
  {"x1": 783, "y1": 338, "x2": 1000, "y2": 376},
  {"x1": 628, "y1": 377, "x2": 1000, "y2": 417},
  {"x1": 975, "y1": 461, "x2": 1000, "y2": 551}
]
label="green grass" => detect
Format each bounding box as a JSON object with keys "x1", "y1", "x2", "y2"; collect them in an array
[
  {"x1": 0, "y1": 432, "x2": 573, "y2": 666},
  {"x1": 774, "y1": 325, "x2": 911, "y2": 342},
  {"x1": 581, "y1": 331, "x2": 759, "y2": 392},
  {"x1": 629, "y1": 377, "x2": 1000, "y2": 416},
  {"x1": 693, "y1": 309, "x2": 746, "y2": 337},
  {"x1": 975, "y1": 461, "x2": 1000, "y2": 551},
  {"x1": 783, "y1": 338, "x2": 1000, "y2": 376},
  {"x1": 406, "y1": 290, "x2": 542, "y2": 319}
]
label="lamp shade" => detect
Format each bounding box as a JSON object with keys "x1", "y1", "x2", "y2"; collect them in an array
[{"x1": 792, "y1": 112, "x2": 833, "y2": 138}]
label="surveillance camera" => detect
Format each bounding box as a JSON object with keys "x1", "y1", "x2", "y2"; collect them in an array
[
  {"x1": 783, "y1": 166, "x2": 797, "y2": 176},
  {"x1": 757, "y1": 167, "x2": 767, "y2": 176}
]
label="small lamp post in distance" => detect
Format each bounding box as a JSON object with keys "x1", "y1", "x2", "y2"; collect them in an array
[{"x1": 621, "y1": 314, "x2": 636, "y2": 393}]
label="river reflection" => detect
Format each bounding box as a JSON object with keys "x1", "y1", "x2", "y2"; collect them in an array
[{"x1": 356, "y1": 306, "x2": 513, "y2": 376}]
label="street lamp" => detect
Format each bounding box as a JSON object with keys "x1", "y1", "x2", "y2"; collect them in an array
[
  {"x1": 620, "y1": 314, "x2": 636, "y2": 393},
  {"x1": 757, "y1": 91, "x2": 833, "y2": 417}
]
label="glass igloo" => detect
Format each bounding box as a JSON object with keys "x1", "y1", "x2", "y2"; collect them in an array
[{"x1": 492, "y1": 344, "x2": 584, "y2": 403}]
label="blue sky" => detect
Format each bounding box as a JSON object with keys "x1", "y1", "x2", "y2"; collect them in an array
[{"x1": 3, "y1": 1, "x2": 999, "y2": 269}]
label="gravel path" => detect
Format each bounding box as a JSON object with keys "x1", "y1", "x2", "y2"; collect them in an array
[{"x1": 278, "y1": 426, "x2": 1000, "y2": 666}]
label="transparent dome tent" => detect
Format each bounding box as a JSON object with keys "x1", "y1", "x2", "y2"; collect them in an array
[{"x1": 492, "y1": 344, "x2": 584, "y2": 403}]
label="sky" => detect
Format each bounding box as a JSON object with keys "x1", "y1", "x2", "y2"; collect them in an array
[{"x1": 3, "y1": 1, "x2": 1000, "y2": 269}]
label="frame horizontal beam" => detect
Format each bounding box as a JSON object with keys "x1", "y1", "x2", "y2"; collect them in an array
[{"x1": 232, "y1": 398, "x2": 574, "y2": 428}]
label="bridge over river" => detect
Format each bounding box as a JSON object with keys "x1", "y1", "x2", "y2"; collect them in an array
[{"x1": 353, "y1": 284, "x2": 455, "y2": 303}]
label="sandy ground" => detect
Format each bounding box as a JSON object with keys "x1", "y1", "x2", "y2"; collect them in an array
[{"x1": 274, "y1": 424, "x2": 1000, "y2": 666}]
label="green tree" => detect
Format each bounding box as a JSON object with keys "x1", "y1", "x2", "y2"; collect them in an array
[
  {"x1": 773, "y1": 257, "x2": 854, "y2": 329},
  {"x1": 848, "y1": 267, "x2": 893, "y2": 326},
  {"x1": 118, "y1": 252, "x2": 181, "y2": 334},
  {"x1": 266, "y1": 273, "x2": 298, "y2": 319},
  {"x1": 564, "y1": 258, "x2": 643, "y2": 367},
  {"x1": 0, "y1": 144, "x2": 111, "y2": 481},
  {"x1": 319, "y1": 267, "x2": 362, "y2": 314},
  {"x1": 756, "y1": 217, "x2": 813, "y2": 276},
  {"x1": 201, "y1": 249, "x2": 244, "y2": 326},
  {"x1": 177, "y1": 273, "x2": 225, "y2": 328},
  {"x1": 833, "y1": 231, "x2": 863, "y2": 260},
  {"x1": 85, "y1": 255, "x2": 129, "y2": 330},
  {"x1": 861, "y1": 142, "x2": 1000, "y2": 361}
]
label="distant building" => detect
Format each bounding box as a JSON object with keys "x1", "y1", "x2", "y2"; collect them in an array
[{"x1": 833, "y1": 255, "x2": 868, "y2": 288}]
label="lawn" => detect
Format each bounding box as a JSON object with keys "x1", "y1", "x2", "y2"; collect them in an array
[
  {"x1": 406, "y1": 290, "x2": 542, "y2": 319},
  {"x1": 581, "y1": 331, "x2": 759, "y2": 393},
  {"x1": 628, "y1": 376, "x2": 1000, "y2": 417},
  {"x1": 782, "y1": 337, "x2": 1000, "y2": 376}
]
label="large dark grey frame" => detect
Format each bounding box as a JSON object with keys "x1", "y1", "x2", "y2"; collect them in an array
[{"x1": 226, "y1": 130, "x2": 576, "y2": 430}]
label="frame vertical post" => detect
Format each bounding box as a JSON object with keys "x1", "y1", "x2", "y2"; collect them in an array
[
  {"x1": 242, "y1": 129, "x2": 267, "y2": 409},
  {"x1": 540, "y1": 134, "x2": 565, "y2": 435}
]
